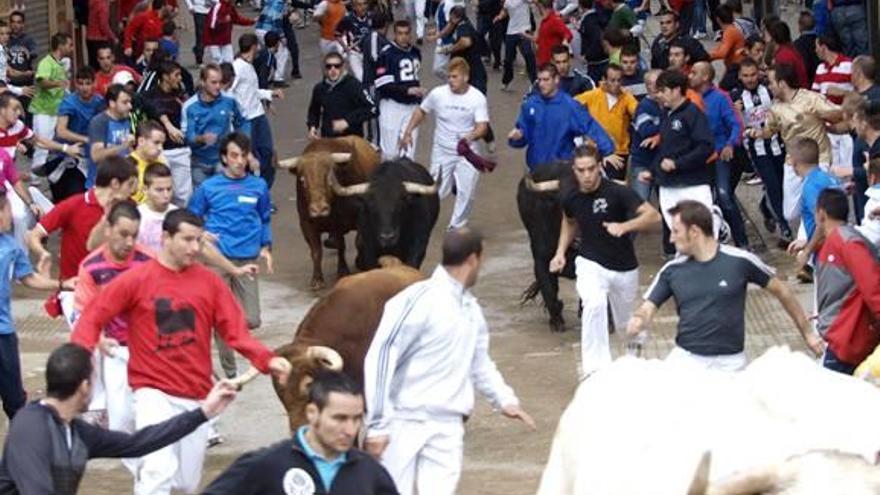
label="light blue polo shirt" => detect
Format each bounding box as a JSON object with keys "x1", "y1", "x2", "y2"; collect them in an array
[
  {"x1": 0, "y1": 233, "x2": 32, "y2": 335},
  {"x1": 296, "y1": 426, "x2": 348, "y2": 491}
]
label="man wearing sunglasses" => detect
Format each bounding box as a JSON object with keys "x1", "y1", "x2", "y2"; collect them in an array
[{"x1": 307, "y1": 52, "x2": 376, "y2": 140}]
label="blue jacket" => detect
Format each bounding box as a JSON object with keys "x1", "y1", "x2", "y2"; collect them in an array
[
  {"x1": 509, "y1": 90, "x2": 614, "y2": 171},
  {"x1": 802, "y1": 167, "x2": 840, "y2": 240},
  {"x1": 701, "y1": 86, "x2": 742, "y2": 153},
  {"x1": 629, "y1": 96, "x2": 662, "y2": 170},
  {"x1": 188, "y1": 173, "x2": 272, "y2": 259},
  {"x1": 181, "y1": 93, "x2": 250, "y2": 165},
  {"x1": 652, "y1": 99, "x2": 714, "y2": 188}
]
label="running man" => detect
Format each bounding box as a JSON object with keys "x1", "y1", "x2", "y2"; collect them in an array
[
  {"x1": 399, "y1": 57, "x2": 489, "y2": 229},
  {"x1": 375, "y1": 20, "x2": 424, "y2": 160},
  {"x1": 364, "y1": 228, "x2": 535, "y2": 495},
  {"x1": 550, "y1": 144, "x2": 661, "y2": 376}
]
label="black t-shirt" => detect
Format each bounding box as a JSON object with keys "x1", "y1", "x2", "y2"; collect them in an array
[
  {"x1": 562, "y1": 179, "x2": 643, "y2": 271},
  {"x1": 646, "y1": 246, "x2": 773, "y2": 356},
  {"x1": 452, "y1": 21, "x2": 487, "y2": 93}
]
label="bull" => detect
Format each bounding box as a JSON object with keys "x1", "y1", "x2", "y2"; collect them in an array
[
  {"x1": 516, "y1": 161, "x2": 577, "y2": 332},
  {"x1": 536, "y1": 347, "x2": 880, "y2": 494},
  {"x1": 279, "y1": 136, "x2": 381, "y2": 289},
  {"x1": 336, "y1": 158, "x2": 440, "y2": 271},
  {"x1": 238, "y1": 259, "x2": 425, "y2": 431}
]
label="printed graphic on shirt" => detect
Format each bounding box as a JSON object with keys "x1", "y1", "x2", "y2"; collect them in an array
[
  {"x1": 154, "y1": 298, "x2": 196, "y2": 350},
  {"x1": 283, "y1": 468, "x2": 316, "y2": 495}
]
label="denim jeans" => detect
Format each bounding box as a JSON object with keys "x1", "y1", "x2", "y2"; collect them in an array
[
  {"x1": 714, "y1": 159, "x2": 748, "y2": 247},
  {"x1": 0, "y1": 333, "x2": 25, "y2": 419},
  {"x1": 503, "y1": 34, "x2": 537, "y2": 85},
  {"x1": 751, "y1": 152, "x2": 791, "y2": 237},
  {"x1": 823, "y1": 346, "x2": 857, "y2": 375},
  {"x1": 250, "y1": 114, "x2": 276, "y2": 190},
  {"x1": 192, "y1": 12, "x2": 207, "y2": 64},
  {"x1": 283, "y1": 14, "x2": 302, "y2": 76},
  {"x1": 691, "y1": 0, "x2": 707, "y2": 34},
  {"x1": 191, "y1": 159, "x2": 220, "y2": 190},
  {"x1": 477, "y1": 14, "x2": 504, "y2": 67},
  {"x1": 629, "y1": 164, "x2": 652, "y2": 202},
  {"x1": 831, "y1": 4, "x2": 869, "y2": 57}
]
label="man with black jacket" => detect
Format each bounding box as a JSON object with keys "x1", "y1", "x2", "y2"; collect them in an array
[
  {"x1": 650, "y1": 9, "x2": 709, "y2": 70},
  {"x1": 0, "y1": 343, "x2": 238, "y2": 495},
  {"x1": 375, "y1": 21, "x2": 424, "y2": 160},
  {"x1": 637, "y1": 70, "x2": 716, "y2": 236},
  {"x1": 307, "y1": 52, "x2": 376, "y2": 139},
  {"x1": 476, "y1": 0, "x2": 504, "y2": 71},
  {"x1": 203, "y1": 371, "x2": 398, "y2": 495}
]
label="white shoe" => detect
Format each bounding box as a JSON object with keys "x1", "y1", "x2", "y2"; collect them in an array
[{"x1": 693, "y1": 32, "x2": 707, "y2": 40}]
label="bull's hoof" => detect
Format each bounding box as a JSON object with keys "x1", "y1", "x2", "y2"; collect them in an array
[{"x1": 310, "y1": 278, "x2": 326, "y2": 290}]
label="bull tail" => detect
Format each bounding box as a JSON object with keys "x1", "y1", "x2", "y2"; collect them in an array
[{"x1": 519, "y1": 280, "x2": 542, "y2": 307}]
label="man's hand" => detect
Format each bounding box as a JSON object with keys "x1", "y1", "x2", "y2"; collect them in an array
[
  {"x1": 98, "y1": 336, "x2": 120, "y2": 357},
  {"x1": 805, "y1": 333, "x2": 825, "y2": 358},
  {"x1": 398, "y1": 131, "x2": 413, "y2": 152},
  {"x1": 734, "y1": 99, "x2": 744, "y2": 112},
  {"x1": 871, "y1": 207, "x2": 880, "y2": 220},
  {"x1": 123, "y1": 47, "x2": 133, "y2": 58},
  {"x1": 199, "y1": 132, "x2": 218, "y2": 146},
  {"x1": 308, "y1": 127, "x2": 320, "y2": 140},
  {"x1": 637, "y1": 170, "x2": 652, "y2": 183},
  {"x1": 626, "y1": 315, "x2": 645, "y2": 337},
  {"x1": 259, "y1": 247, "x2": 274, "y2": 274},
  {"x1": 508, "y1": 128, "x2": 523, "y2": 141},
  {"x1": 65, "y1": 142, "x2": 83, "y2": 158},
  {"x1": 501, "y1": 404, "x2": 537, "y2": 430},
  {"x1": 200, "y1": 380, "x2": 239, "y2": 419},
  {"x1": 660, "y1": 158, "x2": 676, "y2": 172},
  {"x1": 786, "y1": 238, "x2": 807, "y2": 256},
  {"x1": 60, "y1": 276, "x2": 77, "y2": 291},
  {"x1": 247, "y1": 153, "x2": 260, "y2": 174},
  {"x1": 720, "y1": 145, "x2": 734, "y2": 162},
  {"x1": 268, "y1": 356, "x2": 292, "y2": 385},
  {"x1": 232, "y1": 263, "x2": 259, "y2": 278},
  {"x1": 271, "y1": 89, "x2": 285, "y2": 100},
  {"x1": 19, "y1": 86, "x2": 34, "y2": 98},
  {"x1": 640, "y1": 135, "x2": 660, "y2": 149},
  {"x1": 331, "y1": 119, "x2": 349, "y2": 133},
  {"x1": 166, "y1": 125, "x2": 185, "y2": 144},
  {"x1": 603, "y1": 222, "x2": 627, "y2": 237},
  {"x1": 604, "y1": 154, "x2": 625, "y2": 170},
  {"x1": 28, "y1": 202, "x2": 42, "y2": 219},
  {"x1": 548, "y1": 253, "x2": 565, "y2": 273},
  {"x1": 36, "y1": 251, "x2": 52, "y2": 277},
  {"x1": 406, "y1": 87, "x2": 426, "y2": 97},
  {"x1": 364, "y1": 435, "x2": 390, "y2": 459}
]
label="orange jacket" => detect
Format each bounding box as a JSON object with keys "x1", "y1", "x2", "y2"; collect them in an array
[{"x1": 575, "y1": 87, "x2": 639, "y2": 155}]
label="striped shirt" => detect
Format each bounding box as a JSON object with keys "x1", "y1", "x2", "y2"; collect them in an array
[
  {"x1": 812, "y1": 54, "x2": 853, "y2": 105},
  {"x1": 0, "y1": 119, "x2": 33, "y2": 159}
]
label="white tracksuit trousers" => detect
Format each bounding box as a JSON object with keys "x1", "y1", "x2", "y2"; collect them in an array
[
  {"x1": 381, "y1": 418, "x2": 464, "y2": 495},
  {"x1": 575, "y1": 257, "x2": 639, "y2": 376},
  {"x1": 432, "y1": 153, "x2": 478, "y2": 230},
  {"x1": 379, "y1": 100, "x2": 418, "y2": 161}
]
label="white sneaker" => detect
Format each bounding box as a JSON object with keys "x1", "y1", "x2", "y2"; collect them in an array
[{"x1": 693, "y1": 32, "x2": 707, "y2": 40}]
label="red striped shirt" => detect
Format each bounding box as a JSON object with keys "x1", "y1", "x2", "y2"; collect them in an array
[{"x1": 812, "y1": 54, "x2": 853, "y2": 105}]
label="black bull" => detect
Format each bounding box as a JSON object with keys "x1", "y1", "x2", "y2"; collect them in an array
[
  {"x1": 517, "y1": 161, "x2": 578, "y2": 332},
  {"x1": 354, "y1": 159, "x2": 440, "y2": 270}
]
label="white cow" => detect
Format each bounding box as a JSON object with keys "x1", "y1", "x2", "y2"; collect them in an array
[{"x1": 537, "y1": 347, "x2": 880, "y2": 494}]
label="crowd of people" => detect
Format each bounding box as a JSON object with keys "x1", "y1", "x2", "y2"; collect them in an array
[{"x1": 0, "y1": 0, "x2": 872, "y2": 493}]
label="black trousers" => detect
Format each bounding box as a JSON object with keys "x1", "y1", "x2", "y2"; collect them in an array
[{"x1": 0, "y1": 333, "x2": 25, "y2": 419}]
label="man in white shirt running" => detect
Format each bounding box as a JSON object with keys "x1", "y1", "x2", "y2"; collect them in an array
[
  {"x1": 399, "y1": 57, "x2": 489, "y2": 229},
  {"x1": 363, "y1": 228, "x2": 535, "y2": 495},
  {"x1": 231, "y1": 33, "x2": 283, "y2": 192}
]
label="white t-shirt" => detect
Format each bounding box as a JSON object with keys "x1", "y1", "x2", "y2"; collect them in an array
[
  {"x1": 420, "y1": 85, "x2": 490, "y2": 155},
  {"x1": 504, "y1": 0, "x2": 532, "y2": 35},
  {"x1": 137, "y1": 203, "x2": 178, "y2": 253}
]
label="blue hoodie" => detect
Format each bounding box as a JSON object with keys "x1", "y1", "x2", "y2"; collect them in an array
[
  {"x1": 509, "y1": 90, "x2": 614, "y2": 171},
  {"x1": 188, "y1": 172, "x2": 272, "y2": 259},
  {"x1": 701, "y1": 86, "x2": 742, "y2": 154},
  {"x1": 181, "y1": 93, "x2": 251, "y2": 165}
]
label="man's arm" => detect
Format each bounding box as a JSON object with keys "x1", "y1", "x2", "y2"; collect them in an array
[
  {"x1": 211, "y1": 277, "x2": 275, "y2": 372},
  {"x1": 470, "y1": 313, "x2": 518, "y2": 409},
  {"x1": 344, "y1": 87, "x2": 377, "y2": 129},
  {"x1": 672, "y1": 112, "x2": 714, "y2": 171},
  {"x1": 71, "y1": 272, "x2": 138, "y2": 351},
  {"x1": 549, "y1": 212, "x2": 577, "y2": 273},
  {"x1": 202, "y1": 449, "x2": 263, "y2": 494},
  {"x1": 3, "y1": 408, "x2": 57, "y2": 494},
  {"x1": 575, "y1": 105, "x2": 615, "y2": 157},
  {"x1": 55, "y1": 115, "x2": 88, "y2": 144},
  {"x1": 507, "y1": 102, "x2": 529, "y2": 149},
  {"x1": 306, "y1": 85, "x2": 322, "y2": 132},
  {"x1": 604, "y1": 201, "x2": 662, "y2": 238},
  {"x1": 763, "y1": 278, "x2": 824, "y2": 356},
  {"x1": 626, "y1": 300, "x2": 658, "y2": 336}
]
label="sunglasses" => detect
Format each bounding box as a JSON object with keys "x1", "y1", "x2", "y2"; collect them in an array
[{"x1": 325, "y1": 63, "x2": 343, "y2": 69}]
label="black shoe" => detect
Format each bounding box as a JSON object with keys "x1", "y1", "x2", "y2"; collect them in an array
[
  {"x1": 323, "y1": 237, "x2": 339, "y2": 250},
  {"x1": 291, "y1": 72, "x2": 303, "y2": 80},
  {"x1": 796, "y1": 265, "x2": 814, "y2": 284},
  {"x1": 270, "y1": 80, "x2": 290, "y2": 88}
]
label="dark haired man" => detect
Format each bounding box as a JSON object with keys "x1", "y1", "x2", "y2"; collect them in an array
[
  {"x1": 364, "y1": 228, "x2": 535, "y2": 495},
  {"x1": 204, "y1": 371, "x2": 399, "y2": 494},
  {"x1": 814, "y1": 188, "x2": 880, "y2": 374},
  {"x1": 307, "y1": 51, "x2": 375, "y2": 139},
  {"x1": 550, "y1": 145, "x2": 660, "y2": 376},
  {"x1": 551, "y1": 45, "x2": 593, "y2": 97},
  {"x1": 53, "y1": 66, "x2": 104, "y2": 201},
  {"x1": 72, "y1": 208, "x2": 291, "y2": 494},
  {"x1": 30, "y1": 32, "x2": 74, "y2": 170},
  {"x1": 6, "y1": 11, "x2": 36, "y2": 119},
  {"x1": 628, "y1": 200, "x2": 822, "y2": 370},
  {"x1": 0, "y1": 343, "x2": 239, "y2": 494},
  {"x1": 87, "y1": 84, "x2": 135, "y2": 188},
  {"x1": 650, "y1": 8, "x2": 709, "y2": 70},
  {"x1": 375, "y1": 20, "x2": 423, "y2": 160}
]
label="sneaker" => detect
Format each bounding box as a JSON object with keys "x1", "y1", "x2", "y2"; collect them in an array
[
  {"x1": 712, "y1": 205, "x2": 731, "y2": 244},
  {"x1": 270, "y1": 80, "x2": 290, "y2": 88},
  {"x1": 487, "y1": 140, "x2": 497, "y2": 154},
  {"x1": 746, "y1": 176, "x2": 763, "y2": 186},
  {"x1": 291, "y1": 72, "x2": 303, "y2": 80},
  {"x1": 501, "y1": 83, "x2": 512, "y2": 92},
  {"x1": 207, "y1": 433, "x2": 225, "y2": 448},
  {"x1": 693, "y1": 31, "x2": 707, "y2": 40},
  {"x1": 713, "y1": 31, "x2": 722, "y2": 42}
]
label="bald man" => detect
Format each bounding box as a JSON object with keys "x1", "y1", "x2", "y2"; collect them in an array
[{"x1": 689, "y1": 61, "x2": 746, "y2": 247}]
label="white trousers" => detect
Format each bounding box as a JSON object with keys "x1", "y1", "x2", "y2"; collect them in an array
[
  {"x1": 320, "y1": 38, "x2": 343, "y2": 55},
  {"x1": 432, "y1": 153, "x2": 478, "y2": 230},
  {"x1": 89, "y1": 347, "x2": 139, "y2": 473},
  {"x1": 575, "y1": 257, "x2": 639, "y2": 376},
  {"x1": 5, "y1": 184, "x2": 34, "y2": 251},
  {"x1": 32, "y1": 114, "x2": 57, "y2": 168},
  {"x1": 207, "y1": 44, "x2": 234, "y2": 64},
  {"x1": 381, "y1": 418, "x2": 464, "y2": 495},
  {"x1": 255, "y1": 28, "x2": 290, "y2": 82},
  {"x1": 666, "y1": 346, "x2": 747, "y2": 372},
  {"x1": 134, "y1": 388, "x2": 210, "y2": 495},
  {"x1": 830, "y1": 133, "x2": 853, "y2": 170},
  {"x1": 782, "y1": 163, "x2": 803, "y2": 225},
  {"x1": 404, "y1": 0, "x2": 427, "y2": 39},
  {"x1": 658, "y1": 184, "x2": 718, "y2": 237},
  {"x1": 348, "y1": 50, "x2": 364, "y2": 81},
  {"x1": 433, "y1": 47, "x2": 449, "y2": 80},
  {"x1": 164, "y1": 147, "x2": 193, "y2": 207},
  {"x1": 379, "y1": 100, "x2": 418, "y2": 160}
]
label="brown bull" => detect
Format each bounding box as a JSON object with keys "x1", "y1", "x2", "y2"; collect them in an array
[
  {"x1": 279, "y1": 136, "x2": 381, "y2": 289},
  {"x1": 269, "y1": 258, "x2": 424, "y2": 431}
]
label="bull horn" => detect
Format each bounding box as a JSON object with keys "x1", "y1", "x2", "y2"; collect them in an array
[
  {"x1": 306, "y1": 346, "x2": 344, "y2": 371},
  {"x1": 524, "y1": 176, "x2": 560, "y2": 192},
  {"x1": 330, "y1": 152, "x2": 352, "y2": 164},
  {"x1": 328, "y1": 170, "x2": 370, "y2": 196},
  {"x1": 402, "y1": 181, "x2": 438, "y2": 195},
  {"x1": 278, "y1": 157, "x2": 299, "y2": 170},
  {"x1": 228, "y1": 366, "x2": 262, "y2": 390}
]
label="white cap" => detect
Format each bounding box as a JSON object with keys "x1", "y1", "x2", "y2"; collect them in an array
[{"x1": 111, "y1": 70, "x2": 135, "y2": 86}]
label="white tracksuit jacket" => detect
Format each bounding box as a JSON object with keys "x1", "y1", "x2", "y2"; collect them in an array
[{"x1": 364, "y1": 266, "x2": 518, "y2": 437}]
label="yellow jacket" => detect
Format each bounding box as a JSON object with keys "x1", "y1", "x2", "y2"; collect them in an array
[{"x1": 574, "y1": 87, "x2": 638, "y2": 155}]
